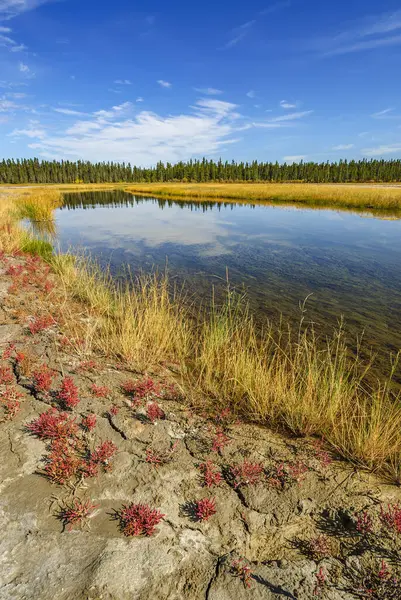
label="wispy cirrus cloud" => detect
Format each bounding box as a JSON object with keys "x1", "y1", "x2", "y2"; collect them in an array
[
  {"x1": 362, "y1": 143, "x2": 401, "y2": 157},
  {"x1": 16, "y1": 99, "x2": 244, "y2": 164},
  {"x1": 194, "y1": 87, "x2": 223, "y2": 95},
  {"x1": 260, "y1": 1, "x2": 291, "y2": 16},
  {"x1": 53, "y1": 107, "x2": 88, "y2": 116},
  {"x1": 371, "y1": 108, "x2": 394, "y2": 118},
  {"x1": 283, "y1": 155, "x2": 306, "y2": 162},
  {"x1": 318, "y1": 9, "x2": 401, "y2": 56},
  {"x1": 224, "y1": 20, "x2": 255, "y2": 49},
  {"x1": 332, "y1": 143, "x2": 354, "y2": 150},
  {"x1": 246, "y1": 90, "x2": 256, "y2": 99},
  {"x1": 0, "y1": 0, "x2": 54, "y2": 20},
  {"x1": 269, "y1": 110, "x2": 313, "y2": 122},
  {"x1": 0, "y1": 26, "x2": 27, "y2": 52},
  {"x1": 114, "y1": 79, "x2": 132, "y2": 85},
  {"x1": 223, "y1": 1, "x2": 291, "y2": 49},
  {"x1": 10, "y1": 122, "x2": 45, "y2": 138},
  {"x1": 280, "y1": 99, "x2": 296, "y2": 109},
  {"x1": 371, "y1": 108, "x2": 401, "y2": 120}
]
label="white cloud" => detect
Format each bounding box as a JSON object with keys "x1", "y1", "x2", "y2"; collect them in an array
[
  {"x1": 283, "y1": 155, "x2": 306, "y2": 162},
  {"x1": 370, "y1": 108, "x2": 401, "y2": 120},
  {"x1": 114, "y1": 79, "x2": 132, "y2": 85},
  {"x1": 0, "y1": 0, "x2": 54, "y2": 20},
  {"x1": 20, "y1": 99, "x2": 243, "y2": 164},
  {"x1": 136, "y1": 97, "x2": 144, "y2": 102},
  {"x1": 246, "y1": 90, "x2": 256, "y2": 98},
  {"x1": 269, "y1": 110, "x2": 313, "y2": 122},
  {"x1": 157, "y1": 79, "x2": 172, "y2": 88},
  {"x1": 332, "y1": 143, "x2": 354, "y2": 150},
  {"x1": 224, "y1": 20, "x2": 256, "y2": 49},
  {"x1": 280, "y1": 99, "x2": 296, "y2": 109},
  {"x1": 362, "y1": 143, "x2": 401, "y2": 157},
  {"x1": 0, "y1": 27, "x2": 27, "y2": 52},
  {"x1": 7, "y1": 91, "x2": 26, "y2": 98},
  {"x1": 0, "y1": 97, "x2": 18, "y2": 111},
  {"x1": 320, "y1": 10, "x2": 401, "y2": 56},
  {"x1": 0, "y1": 94, "x2": 29, "y2": 113},
  {"x1": 252, "y1": 122, "x2": 289, "y2": 129},
  {"x1": 10, "y1": 126, "x2": 46, "y2": 138},
  {"x1": 260, "y1": 1, "x2": 291, "y2": 15},
  {"x1": 53, "y1": 108, "x2": 87, "y2": 116},
  {"x1": 19, "y1": 62, "x2": 30, "y2": 73},
  {"x1": 194, "y1": 87, "x2": 223, "y2": 95},
  {"x1": 371, "y1": 108, "x2": 393, "y2": 118}
]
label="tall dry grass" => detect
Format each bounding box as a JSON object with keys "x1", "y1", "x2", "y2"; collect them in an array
[
  {"x1": 2, "y1": 186, "x2": 401, "y2": 481},
  {"x1": 51, "y1": 256, "x2": 401, "y2": 481},
  {"x1": 126, "y1": 182, "x2": 401, "y2": 211},
  {"x1": 51, "y1": 256, "x2": 192, "y2": 370},
  {"x1": 194, "y1": 292, "x2": 401, "y2": 480}
]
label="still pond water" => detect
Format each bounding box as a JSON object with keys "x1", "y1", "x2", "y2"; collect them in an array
[{"x1": 56, "y1": 190, "x2": 401, "y2": 373}]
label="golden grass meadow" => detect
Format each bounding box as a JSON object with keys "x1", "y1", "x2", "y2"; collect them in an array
[{"x1": 1, "y1": 184, "x2": 401, "y2": 482}]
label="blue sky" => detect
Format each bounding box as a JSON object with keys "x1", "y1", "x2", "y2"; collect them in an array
[{"x1": 1, "y1": 0, "x2": 401, "y2": 165}]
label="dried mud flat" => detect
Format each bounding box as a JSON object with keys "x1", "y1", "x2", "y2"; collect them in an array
[{"x1": 0, "y1": 253, "x2": 401, "y2": 600}]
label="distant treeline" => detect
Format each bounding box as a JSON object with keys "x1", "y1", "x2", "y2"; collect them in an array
[{"x1": 1, "y1": 157, "x2": 401, "y2": 184}]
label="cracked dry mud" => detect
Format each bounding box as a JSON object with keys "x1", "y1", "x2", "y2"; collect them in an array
[{"x1": 1, "y1": 253, "x2": 401, "y2": 600}]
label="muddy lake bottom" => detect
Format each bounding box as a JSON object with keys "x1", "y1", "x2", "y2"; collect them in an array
[{"x1": 46, "y1": 190, "x2": 401, "y2": 381}]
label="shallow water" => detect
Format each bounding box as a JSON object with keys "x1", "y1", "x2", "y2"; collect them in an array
[{"x1": 56, "y1": 190, "x2": 401, "y2": 376}]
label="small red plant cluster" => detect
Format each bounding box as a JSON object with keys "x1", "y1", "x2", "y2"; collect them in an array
[
  {"x1": 119, "y1": 502, "x2": 164, "y2": 536},
  {"x1": 85, "y1": 440, "x2": 117, "y2": 475},
  {"x1": 195, "y1": 497, "x2": 216, "y2": 521},
  {"x1": 27, "y1": 408, "x2": 78, "y2": 440},
  {"x1": 145, "y1": 441, "x2": 178, "y2": 468},
  {"x1": 267, "y1": 460, "x2": 309, "y2": 488},
  {"x1": 213, "y1": 407, "x2": 233, "y2": 427},
  {"x1": 59, "y1": 498, "x2": 97, "y2": 530},
  {"x1": 0, "y1": 365, "x2": 14, "y2": 386},
  {"x1": 58, "y1": 376, "x2": 80, "y2": 409},
  {"x1": 379, "y1": 502, "x2": 401, "y2": 535},
  {"x1": 211, "y1": 427, "x2": 231, "y2": 454},
  {"x1": 230, "y1": 558, "x2": 253, "y2": 589},
  {"x1": 287, "y1": 460, "x2": 309, "y2": 483},
  {"x1": 32, "y1": 364, "x2": 55, "y2": 395},
  {"x1": 230, "y1": 460, "x2": 264, "y2": 488},
  {"x1": 81, "y1": 413, "x2": 97, "y2": 432},
  {"x1": 90, "y1": 383, "x2": 111, "y2": 398},
  {"x1": 44, "y1": 439, "x2": 81, "y2": 484},
  {"x1": 311, "y1": 439, "x2": 332, "y2": 469},
  {"x1": 358, "y1": 560, "x2": 400, "y2": 598},
  {"x1": 199, "y1": 461, "x2": 222, "y2": 488},
  {"x1": 313, "y1": 567, "x2": 327, "y2": 597},
  {"x1": 2, "y1": 342, "x2": 16, "y2": 360},
  {"x1": 28, "y1": 314, "x2": 56, "y2": 335},
  {"x1": 146, "y1": 401, "x2": 165, "y2": 423},
  {"x1": 308, "y1": 535, "x2": 331, "y2": 559},
  {"x1": 122, "y1": 377, "x2": 161, "y2": 404},
  {"x1": 76, "y1": 360, "x2": 98, "y2": 373},
  {"x1": 0, "y1": 386, "x2": 23, "y2": 420},
  {"x1": 356, "y1": 510, "x2": 374, "y2": 536},
  {"x1": 6, "y1": 264, "x2": 24, "y2": 277},
  {"x1": 109, "y1": 404, "x2": 119, "y2": 416}
]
